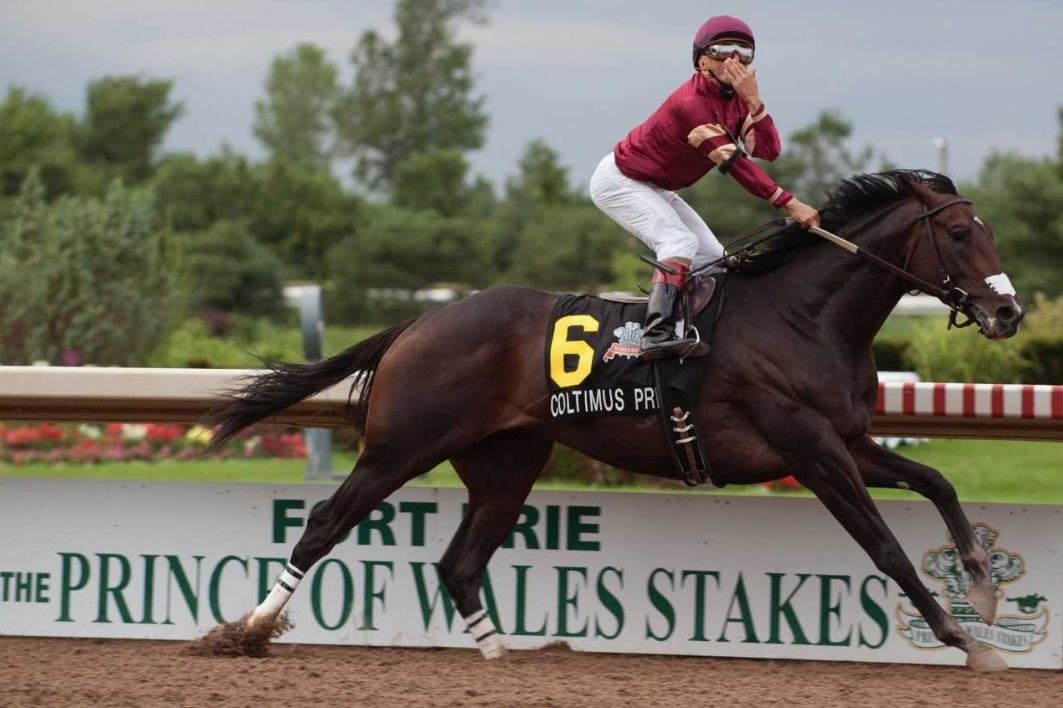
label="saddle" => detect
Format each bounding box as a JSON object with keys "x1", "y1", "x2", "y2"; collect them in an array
[
  {"x1": 600, "y1": 274, "x2": 719, "y2": 360},
  {"x1": 547, "y1": 275, "x2": 728, "y2": 487}
]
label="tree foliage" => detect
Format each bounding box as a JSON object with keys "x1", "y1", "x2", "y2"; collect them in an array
[
  {"x1": 325, "y1": 202, "x2": 489, "y2": 322},
  {"x1": 0, "y1": 171, "x2": 180, "y2": 365},
  {"x1": 153, "y1": 150, "x2": 260, "y2": 232},
  {"x1": 177, "y1": 220, "x2": 287, "y2": 319},
  {"x1": 493, "y1": 139, "x2": 580, "y2": 275},
  {"x1": 249, "y1": 159, "x2": 359, "y2": 280},
  {"x1": 392, "y1": 148, "x2": 474, "y2": 216},
  {"x1": 505, "y1": 204, "x2": 629, "y2": 291},
  {"x1": 962, "y1": 111, "x2": 1063, "y2": 298},
  {"x1": 78, "y1": 76, "x2": 183, "y2": 184},
  {"x1": 774, "y1": 110, "x2": 877, "y2": 203},
  {"x1": 335, "y1": 0, "x2": 489, "y2": 192},
  {"x1": 254, "y1": 43, "x2": 340, "y2": 169},
  {"x1": 0, "y1": 87, "x2": 79, "y2": 198}
]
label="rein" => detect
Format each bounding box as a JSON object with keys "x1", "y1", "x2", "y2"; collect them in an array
[
  {"x1": 689, "y1": 197, "x2": 977, "y2": 328},
  {"x1": 809, "y1": 198, "x2": 976, "y2": 328}
]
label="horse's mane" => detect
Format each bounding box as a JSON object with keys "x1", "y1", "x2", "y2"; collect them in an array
[
  {"x1": 818, "y1": 169, "x2": 957, "y2": 231},
  {"x1": 732, "y1": 169, "x2": 958, "y2": 272}
]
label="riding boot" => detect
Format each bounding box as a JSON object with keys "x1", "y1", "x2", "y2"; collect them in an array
[{"x1": 640, "y1": 259, "x2": 696, "y2": 359}]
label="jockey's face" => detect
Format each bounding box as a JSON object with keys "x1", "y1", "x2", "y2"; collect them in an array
[
  {"x1": 697, "y1": 40, "x2": 753, "y2": 85},
  {"x1": 698, "y1": 53, "x2": 729, "y2": 84}
]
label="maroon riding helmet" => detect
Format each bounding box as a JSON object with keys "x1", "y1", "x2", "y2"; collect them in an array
[{"x1": 692, "y1": 15, "x2": 755, "y2": 68}]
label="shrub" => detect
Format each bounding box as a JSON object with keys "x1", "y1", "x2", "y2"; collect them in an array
[
  {"x1": 872, "y1": 335, "x2": 911, "y2": 372},
  {"x1": 149, "y1": 317, "x2": 304, "y2": 368},
  {"x1": 1020, "y1": 294, "x2": 1063, "y2": 383},
  {"x1": 905, "y1": 320, "x2": 1029, "y2": 383},
  {"x1": 0, "y1": 171, "x2": 180, "y2": 365},
  {"x1": 1023, "y1": 337, "x2": 1063, "y2": 384},
  {"x1": 176, "y1": 220, "x2": 287, "y2": 319}
]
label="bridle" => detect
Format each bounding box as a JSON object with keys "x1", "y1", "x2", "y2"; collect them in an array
[{"x1": 892, "y1": 197, "x2": 977, "y2": 328}]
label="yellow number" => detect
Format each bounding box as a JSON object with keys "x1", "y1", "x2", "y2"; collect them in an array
[{"x1": 549, "y1": 315, "x2": 599, "y2": 388}]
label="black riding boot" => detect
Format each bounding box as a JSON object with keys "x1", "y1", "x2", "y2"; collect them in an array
[{"x1": 640, "y1": 281, "x2": 690, "y2": 359}]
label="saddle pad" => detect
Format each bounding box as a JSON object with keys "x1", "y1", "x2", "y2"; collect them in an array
[{"x1": 545, "y1": 294, "x2": 661, "y2": 420}]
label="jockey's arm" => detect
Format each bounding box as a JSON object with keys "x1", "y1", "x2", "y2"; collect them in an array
[{"x1": 740, "y1": 103, "x2": 782, "y2": 161}]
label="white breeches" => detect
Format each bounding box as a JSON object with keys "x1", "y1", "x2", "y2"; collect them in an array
[{"x1": 589, "y1": 152, "x2": 724, "y2": 270}]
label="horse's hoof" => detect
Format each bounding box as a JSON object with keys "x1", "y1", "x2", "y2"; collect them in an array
[
  {"x1": 967, "y1": 584, "x2": 999, "y2": 625},
  {"x1": 966, "y1": 646, "x2": 1008, "y2": 672}
]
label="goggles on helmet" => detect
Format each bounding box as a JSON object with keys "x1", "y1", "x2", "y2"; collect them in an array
[{"x1": 705, "y1": 42, "x2": 754, "y2": 65}]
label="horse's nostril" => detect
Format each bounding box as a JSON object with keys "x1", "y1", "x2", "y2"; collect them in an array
[{"x1": 995, "y1": 304, "x2": 1024, "y2": 324}]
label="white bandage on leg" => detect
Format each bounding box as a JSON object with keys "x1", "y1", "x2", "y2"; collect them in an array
[
  {"x1": 464, "y1": 609, "x2": 506, "y2": 659},
  {"x1": 249, "y1": 563, "x2": 305, "y2": 624}
]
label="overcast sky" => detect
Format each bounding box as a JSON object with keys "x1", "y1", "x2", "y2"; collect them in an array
[{"x1": 2, "y1": 0, "x2": 1061, "y2": 197}]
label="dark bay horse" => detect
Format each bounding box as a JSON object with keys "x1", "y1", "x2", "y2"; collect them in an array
[{"x1": 205, "y1": 170, "x2": 1024, "y2": 671}]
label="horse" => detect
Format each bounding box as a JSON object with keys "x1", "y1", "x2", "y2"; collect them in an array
[{"x1": 202, "y1": 169, "x2": 1024, "y2": 671}]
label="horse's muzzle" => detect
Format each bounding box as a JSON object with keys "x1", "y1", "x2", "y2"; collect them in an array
[{"x1": 974, "y1": 297, "x2": 1024, "y2": 339}]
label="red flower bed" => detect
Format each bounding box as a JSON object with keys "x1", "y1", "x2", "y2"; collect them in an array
[{"x1": 0, "y1": 422, "x2": 309, "y2": 465}]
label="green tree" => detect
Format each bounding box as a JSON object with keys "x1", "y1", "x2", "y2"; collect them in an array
[
  {"x1": 965, "y1": 153, "x2": 1063, "y2": 297},
  {"x1": 774, "y1": 110, "x2": 876, "y2": 202},
  {"x1": 392, "y1": 148, "x2": 473, "y2": 216},
  {"x1": 177, "y1": 220, "x2": 287, "y2": 319},
  {"x1": 0, "y1": 171, "x2": 180, "y2": 365},
  {"x1": 326, "y1": 203, "x2": 488, "y2": 322},
  {"x1": 254, "y1": 43, "x2": 340, "y2": 169},
  {"x1": 153, "y1": 149, "x2": 260, "y2": 232},
  {"x1": 78, "y1": 75, "x2": 184, "y2": 183},
  {"x1": 334, "y1": 0, "x2": 489, "y2": 192},
  {"x1": 249, "y1": 159, "x2": 360, "y2": 280},
  {"x1": 0, "y1": 87, "x2": 79, "y2": 198},
  {"x1": 493, "y1": 139, "x2": 578, "y2": 275},
  {"x1": 506, "y1": 204, "x2": 628, "y2": 291},
  {"x1": 505, "y1": 138, "x2": 576, "y2": 206}
]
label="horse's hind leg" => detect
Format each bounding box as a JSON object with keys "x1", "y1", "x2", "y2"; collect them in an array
[
  {"x1": 246, "y1": 447, "x2": 434, "y2": 632},
  {"x1": 439, "y1": 430, "x2": 553, "y2": 659},
  {"x1": 852, "y1": 436, "x2": 998, "y2": 624}
]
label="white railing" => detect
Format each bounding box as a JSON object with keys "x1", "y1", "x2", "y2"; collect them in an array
[{"x1": 0, "y1": 366, "x2": 1060, "y2": 441}]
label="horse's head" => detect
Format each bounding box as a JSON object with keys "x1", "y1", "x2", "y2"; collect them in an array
[{"x1": 904, "y1": 177, "x2": 1024, "y2": 339}]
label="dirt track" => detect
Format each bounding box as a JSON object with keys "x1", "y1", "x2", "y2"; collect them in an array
[{"x1": 1, "y1": 637, "x2": 1060, "y2": 707}]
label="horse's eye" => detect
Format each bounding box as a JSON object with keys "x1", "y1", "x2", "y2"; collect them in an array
[{"x1": 948, "y1": 228, "x2": 969, "y2": 242}]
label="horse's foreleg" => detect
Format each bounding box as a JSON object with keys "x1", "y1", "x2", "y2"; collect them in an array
[
  {"x1": 440, "y1": 431, "x2": 553, "y2": 659},
  {"x1": 788, "y1": 441, "x2": 1007, "y2": 672},
  {"x1": 852, "y1": 436, "x2": 997, "y2": 624},
  {"x1": 246, "y1": 450, "x2": 432, "y2": 633}
]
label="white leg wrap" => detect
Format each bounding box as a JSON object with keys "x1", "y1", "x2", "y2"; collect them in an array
[
  {"x1": 465, "y1": 610, "x2": 506, "y2": 660},
  {"x1": 248, "y1": 564, "x2": 304, "y2": 625}
]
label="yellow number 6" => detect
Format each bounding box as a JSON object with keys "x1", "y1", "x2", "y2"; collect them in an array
[{"x1": 549, "y1": 315, "x2": 599, "y2": 388}]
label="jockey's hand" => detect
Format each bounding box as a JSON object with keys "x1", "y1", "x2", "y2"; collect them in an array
[
  {"x1": 785, "y1": 199, "x2": 820, "y2": 229},
  {"x1": 721, "y1": 56, "x2": 761, "y2": 112}
]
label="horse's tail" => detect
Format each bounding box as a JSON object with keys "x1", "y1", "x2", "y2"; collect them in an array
[{"x1": 204, "y1": 321, "x2": 413, "y2": 452}]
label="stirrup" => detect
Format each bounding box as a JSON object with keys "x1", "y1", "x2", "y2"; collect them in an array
[{"x1": 640, "y1": 336, "x2": 698, "y2": 360}]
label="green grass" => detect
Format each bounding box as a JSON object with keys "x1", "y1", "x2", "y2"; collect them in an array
[
  {"x1": 3, "y1": 439, "x2": 1059, "y2": 504},
  {"x1": 875, "y1": 439, "x2": 1063, "y2": 503}
]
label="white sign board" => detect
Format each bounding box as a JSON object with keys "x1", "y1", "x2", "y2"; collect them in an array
[{"x1": 0, "y1": 478, "x2": 1059, "y2": 668}]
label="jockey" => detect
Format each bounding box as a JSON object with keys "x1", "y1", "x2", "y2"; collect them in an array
[{"x1": 590, "y1": 15, "x2": 820, "y2": 358}]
